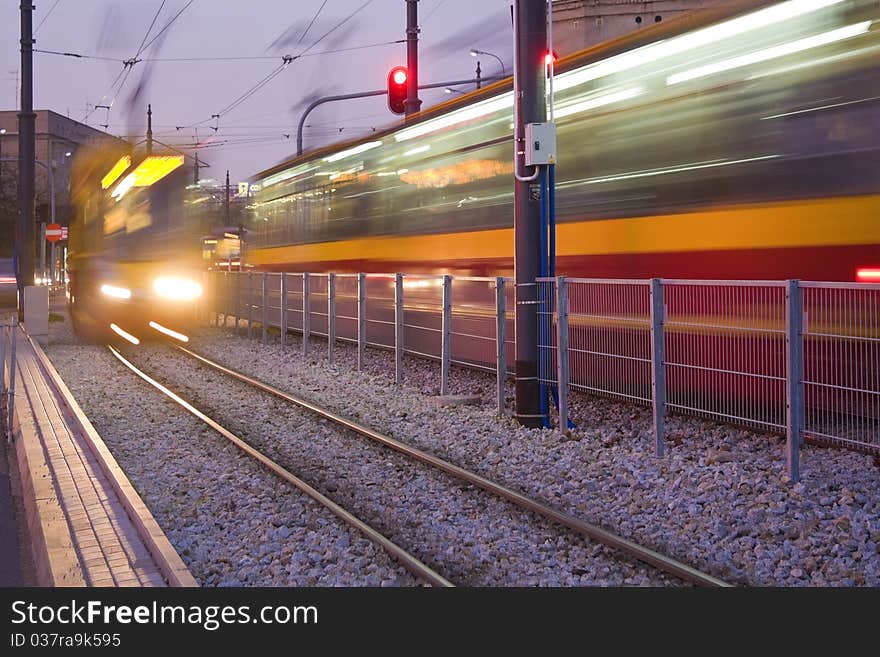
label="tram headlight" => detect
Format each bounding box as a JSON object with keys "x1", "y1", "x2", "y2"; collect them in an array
[
  {"x1": 100, "y1": 284, "x2": 132, "y2": 300},
  {"x1": 152, "y1": 276, "x2": 203, "y2": 301}
]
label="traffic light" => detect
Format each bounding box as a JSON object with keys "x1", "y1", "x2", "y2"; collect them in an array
[{"x1": 387, "y1": 66, "x2": 408, "y2": 115}]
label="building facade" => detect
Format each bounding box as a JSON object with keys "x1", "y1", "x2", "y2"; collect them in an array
[
  {"x1": 552, "y1": 0, "x2": 727, "y2": 55},
  {"x1": 0, "y1": 110, "x2": 126, "y2": 256}
]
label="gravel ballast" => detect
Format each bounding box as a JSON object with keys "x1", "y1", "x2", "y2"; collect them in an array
[
  {"x1": 188, "y1": 323, "x2": 880, "y2": 587},
  {"x1": 45, "y1": 319, "x2": 419, "y2": 587},
  {"x1": 119, "y1": 343, "x2": 677, "y2": 586}
]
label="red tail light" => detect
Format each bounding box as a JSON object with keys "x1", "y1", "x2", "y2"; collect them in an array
[{"x1": 856, "y1": 267, "x2": 880, "y2": 282}]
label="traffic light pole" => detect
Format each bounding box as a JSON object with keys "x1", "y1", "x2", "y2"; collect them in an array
[
  {"x1": 513, "y1": 0, "x2": 547, "y2": 428},
  {"x1": 295, "y1": 76, "x2": 503, "y2": 156},
  {"x1": 17, "y1": 1, "x2": 36, "y2": 317},
  {"x1": 404, "y1": 0, "x2": 421, "y2": 116}
]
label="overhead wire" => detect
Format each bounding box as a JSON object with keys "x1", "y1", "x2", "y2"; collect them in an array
[
  {"x1": 297, "y1": 0, "x2": 329, "y2": 45},
  {"x1": 179, "y1": 0, "x2": 380, "y2": 131},
  {"x1": 34, "y1": 0, "x2": 63, "y2": 35}
]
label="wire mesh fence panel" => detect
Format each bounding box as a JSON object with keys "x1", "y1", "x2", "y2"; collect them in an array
[
  {"x1": 536, "y1": 278, "x2": 558, "y2": 389},
  {"x1": 565, "y1": 279, "x2": 652, "y2": 405},
  {"x1": 399, "y1": 275, "x2": 443, "y2": 361},
  {"x1": 449, "y1": 277, "x2": 499, "y2": 374},
  {"x1": 364, "y1": 274, "x2": 396, "y2": 351},
  {"x1": 664, "y1": 281, "x2": 787, "y2": 431},
  {"x1": 284, "y1": 273, "x2": 304, "y2": 333},
  {"x1": 333, "y1": 274, "x2": 360, "y2": 344},
  {"x1": 802, "y1": 282, "x2": 880, "y2": 452},
  {"x1": 308, "y1": 273, "x2": 330, "y2": 338},
  {"x1": 262, "y1": 272, "x2": 283, "y2": 331}
]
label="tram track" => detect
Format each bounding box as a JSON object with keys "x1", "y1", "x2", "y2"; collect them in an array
[{"x1": 115, "y1": 340, "x2": 730, "y2": 587}]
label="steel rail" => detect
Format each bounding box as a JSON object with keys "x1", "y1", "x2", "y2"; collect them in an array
[
  {"x1": 177, "y1": 345, "x2": 731, "y2": 587},
  {"x1": 108, "y1": 345, "x2": 453, "y2": 588}
]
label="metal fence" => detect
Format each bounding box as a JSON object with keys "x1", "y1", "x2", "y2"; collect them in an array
[
  {"x1": 207, "y1": 272, "x2": 880, "y2": 480},
  {"x1": 209, "y1": 271, "x2": 512, "y2": 410}
]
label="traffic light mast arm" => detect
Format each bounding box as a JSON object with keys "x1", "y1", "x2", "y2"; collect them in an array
[{"x1": 296, "y1": 76, "x2": 505, "y2": 155}]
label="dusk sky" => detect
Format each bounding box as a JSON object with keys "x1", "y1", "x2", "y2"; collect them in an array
[{"x1": 1, "y1": 0, "x2": 514, "y2": 183}]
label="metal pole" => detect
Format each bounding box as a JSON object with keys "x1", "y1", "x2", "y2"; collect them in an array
[
  {"x1": 495, "y1": 277, "x2": 507, "y2": 415},
  {"x1": 785, "y1": 279, "x2": 803, "y2": 482},
  {"x1": 395, "y1": 273, "x2": 403, "y2": 385},
  {"x1": 556, "y1": 276, "x2": 569, "y2": 430},
  {"x1": 440, "y1": 274, "x2": 451, "y2": 395},
  {"x1": 327, "y1": 272, "x2": 336, "y2": 364},
  {"x1": 17, "y1": 1, "x2": 36, "y2": 318},
  {"x1": 247, "y1": 271, "x2": 253, "y2": 338},
  {"x1": 650, "y1": 278, "x2": 666, "y2": 456},
  {"x1": 39, "y1": 222, "x2": 45, "y2": 283},
  {"x1": 261, "y1": 272, "x2": 268, "y2": 344},
  {"x1": 513, "y1": 0, "x2": 547, "y2": 427},
  {"x1": 357, "y1": 273, "x2": 366, "y2": 372},
  {"x1": 280, "y1": 272, "x2": 288, "y2": 348},
  {"x1": 302, "y1": 272, "x2": 310, "y2": 356},
  {"x1": 475, "y1": 60, "x2": 482, "y2": 89},
  {"x1": 404, "y1": 0, "x2": 422, "y2": 116},
  {"x1": 225, "y1": 169, "x2": 230, "y2": 226}
]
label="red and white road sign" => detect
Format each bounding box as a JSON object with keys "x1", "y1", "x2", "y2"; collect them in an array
[
  {"x1": 60, "y1": 226, "x2": 68, "y2": 240},
  {"x1": 46, "y1": 223, "x2": 63, "y2": 242}
]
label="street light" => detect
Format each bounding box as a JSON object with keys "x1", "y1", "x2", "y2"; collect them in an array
[
  {"x1": 444, "y1": 87, "x2": 465, "y2": 95},
  {"x1": 469, "y1": 49, "x2": 505, "y2": 77}
]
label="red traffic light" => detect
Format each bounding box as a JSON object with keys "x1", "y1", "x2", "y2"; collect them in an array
[{"x1": 387, "y1": 65, "x2": 408, "y2": 115}]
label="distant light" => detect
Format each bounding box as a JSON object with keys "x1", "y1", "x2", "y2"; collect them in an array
[
  {"x1": 856, "y1": 267, "x2": 880, "y2": 282},
  {"x1": 469, "y1": 49, "x2": 479, "y2": 57},
  {"x1": 0, "y1": 128, "x2": 6, "y2": 135},
  {"x1": 393, "y1": 69, "x2": 407, "y2": 85},
  {"x1": 110, "y1": 323, "x2": 140, "y2": 345},
  {"x1": 153, "y1": 276, "x2": 203, "y2": 301},
  {"x1": 149, "y1": 321, "x2": 190, "y2": 343},
  {"x1": 203, "y1": 239, "x2": 218, "y2": 245},
  {"x1": 545, "y1": 52, "x2": 557, "y2": 66},
  {"x1": 223, "y1": 232, "x2": 240, "y2": 240},
  {"x1": 101, "y1": 283, "x2": 132, "y2": 300},
  {"x1": 64, "y1": 151, "x2": 72, "y2": 157}
]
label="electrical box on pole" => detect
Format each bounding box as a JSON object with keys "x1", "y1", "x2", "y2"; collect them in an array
[{"x1": 524, "y1": 123, "x2": 557, "y2": 165}]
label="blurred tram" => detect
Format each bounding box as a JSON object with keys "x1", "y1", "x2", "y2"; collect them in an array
[
  {"x1": 67, "y1": 148, "x2": 206, "y2": 343},
  {"x1": 247, "y1": 0, "x2": 880, "y2": 282}
]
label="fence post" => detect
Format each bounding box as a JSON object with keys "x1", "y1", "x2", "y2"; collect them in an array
[
  {"x1": 357, "y1": 273, "x2": 366, "y2": 372},
  {"x1": 327, "y1": 273, "x2": 336, "y2": 364},
  {"x1": 7, "y1": 318, "x2": 17, "y2": 440},
  {"x1": 556, "y1": 276, "x2": 569, "y2": 430},
  {"x1": 650, "y1": 278, "x2": 666, "y2": 457},
  {"x1": 395, "y1": 273, "x2": 403, "y2": 385},
  {"x1": 495, "y1": 277, "x2": 507, "y2": 414},
  {"x1": 280, "y1": 273, "x2": 288, "y2": 348},
  {"x1": 202, "y1": 270, "x2": 209, "y2": 326},
  {"x1": 247, "y1": 271, "x2": 254, "y2": 338},
  {"x1": 785, "y1": 279, "x2": 803, "y2": 482},
  {"x1": 441, "y1": 275, "x2": 452, "y2": 395},
  {"x1": 223, "y1": 272, "x2": 229, "y2": 329},
  {"x1": 302, "y1": 272, "x2": 310, "y2": 357},
  {"x1": 261, "y1": 272, "x2": 269, "y2": 344},
  {"x1": 1, "y1": 324, "x2": 7, "y2": 397},
  {"x1": 236, "y1": 272, "x2": 244, "y2": 335}
]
